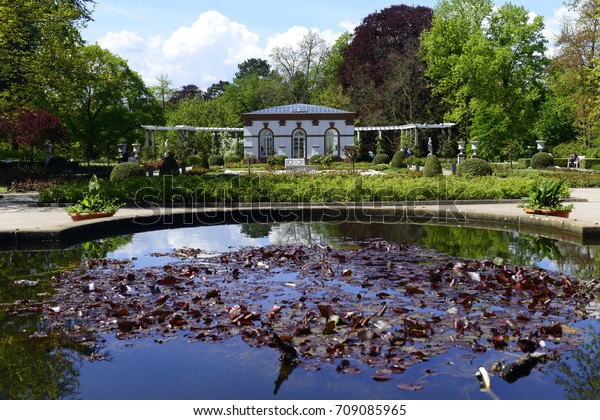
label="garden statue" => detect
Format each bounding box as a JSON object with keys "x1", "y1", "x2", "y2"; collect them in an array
[{"x1": 428, "y1": 137, "x2": 433, "y2": 156}]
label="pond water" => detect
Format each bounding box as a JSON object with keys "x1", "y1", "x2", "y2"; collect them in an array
[{"x1": 1, "y1": 222, "x2": 599, "y2": 400}]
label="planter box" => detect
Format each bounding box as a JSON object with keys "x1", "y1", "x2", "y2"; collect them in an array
[
  {"x1": 523, "y1": 208, "x2": 571, "y2": 218},
  {"x1": 69, "y1": 212, "x2": 115, "y2": 222}
]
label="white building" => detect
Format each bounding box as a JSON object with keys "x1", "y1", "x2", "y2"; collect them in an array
[{"x1": 242, "y1": 103, "x2": 355, "y2": 162}]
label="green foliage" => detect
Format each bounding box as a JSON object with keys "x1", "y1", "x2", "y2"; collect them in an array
[
  {"x1": 456, "y1": 158, "x2": 493, "y2": 177},
  {"x1": 390, "y1": 151, "x2": 406, "y2": 168},
  {"x1": 423, "y1": 155, "x2": 443, "y2": 177},
  {"x1": 61, "y1": 45, "x2": 164, "y2": 163},
  {"x1": 110, "y1": 162, "x2": 146, "y2": 182},
  {"x1": 530, "y1": 152, "x2": 554, "y2": 169},
  {"x1": 42, "y1": 172, "x2": 538, "y2": 206},
  {"x1": 186, "y1": 155, "x2": 204, "y2": 167},
  {"x1": 65, "y1": 175, "x2": 122, "y2": 214},
  {"x1": 224, "y1": 153, "x2": 242, "y2": 164},
  {"x1": 421, "y1": 0, "x2": 547, "y2": 158},
  {"x1": 518, "y1": 179, "x2": 573, "y2": 211},
  {"x1": 266, "y1": 155, "x2": 286, "y2": 167},
  {"x1": 46, "y1": 157, "x2": 69, "y2": 174},
  {"x1": 372, "y1": 153, "x2": 390, "y2": 165},
  {"x1": 159, "y1": 155, "x2": 180, "y2": 176},
  {"x1": 208, "y1": 155, "x2": 225, "y2": 167}
]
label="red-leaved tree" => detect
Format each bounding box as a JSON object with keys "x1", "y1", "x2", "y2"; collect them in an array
[{"x1": 0, "y1": 108, "x2": 68, "y2": 162}]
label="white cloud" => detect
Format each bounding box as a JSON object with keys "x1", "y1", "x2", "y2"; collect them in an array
[
  {"x1": 97, "y1": 11, "x2": 346, "y2": 89},
  {"x1": 97, "y1": 11, "x2": 264, "y2": 89}
]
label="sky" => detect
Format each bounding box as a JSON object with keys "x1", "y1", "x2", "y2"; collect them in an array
[{"x1": 80, "y1": 0, "x2": 572, "y2": 90}]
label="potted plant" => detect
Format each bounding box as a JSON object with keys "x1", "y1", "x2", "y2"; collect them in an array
[
  {"x1": 518, "y1": 179, "x2": 574, "y2": 218},
  {"x1": 66, "y1": 175, "x2": 122, "y2": 221}
]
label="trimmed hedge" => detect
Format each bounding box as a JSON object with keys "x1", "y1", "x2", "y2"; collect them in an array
[
  {"x1": 39, "y1": 172, "x2": 537, "y2": 205},
  {"x1": 530, "y1": 152, "x2": 553, "y2": 169},
  {"x1": 423, "y1": 155, "x2": 443, "y2": 177},
  {"x1": 159, "y1": 155, "x2": 180, "y2": 176},
  {"x1": 373, "y1": 153, "x2": 390, "y2": 165},
  {"x1": 110, "y1": 162, "x2": 146, "y2": 182},
  {"x1": 457, "y1": 158, "x2": 493, "y2": 177},
  {"x1": 208, "y1": 155, "x2": 225, "y2": 167},
  {"x1": 390, "y1": 151, "x2": 405, "y2": 169}
]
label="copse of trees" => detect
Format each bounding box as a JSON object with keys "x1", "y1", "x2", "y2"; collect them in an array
[{"x1": 420, "y1": 0, "x2": 548, "y2": 161}]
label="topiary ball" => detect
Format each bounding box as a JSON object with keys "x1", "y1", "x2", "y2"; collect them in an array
[
  {"x1": 46, "y1": 156, "x2": 69, "y2": 174},
  {"x1": 224, "y1": 153, "x2": 241, "y2": 164},
  {"x1": 423, "y1": 155, "x2": 443, "y2": 177},
  {"x1": 390, "y1": 151, "x2": 405, "y2": 168},
  {"x1": 530, "y1": 152, "x2": 554, "y2": 169},
  {"x1": 456, "y1": 158, "x2": 493, "y2": 177},
  {"x1": 110, "y1": 162, "x2": 146, "y2": 182},
  {"x1": 372, "y1": 153, "x2": 390, "y2": 165},
  {"x1": 159, "y1": 155, "x2": 180, "y2": 176},
  {"x1": 208, "y1": 155, "x2": 224, "y2": 167}
]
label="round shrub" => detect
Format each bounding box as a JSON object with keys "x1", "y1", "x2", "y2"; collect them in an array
[
  {"x1": 159, "y1": 155, "x2": 180, "y2": 176},
  {"x1": 530, "y1": 152, "x2": 554, "y2": 169},
  {"x1": 267, "y1": 154, "x2": 286, "y2": 167},
  {"x1": 423, "y1": 155, "x2": 443, "y2": 177},
  {"x1": 372, "y1": 153, "x2": 390, "y2": 165},
  {"x1": 208, "y1": 155, "x2": 224, "y2": 167},
  {"x1": 110, "y1": 162, "x2": 146, "y2": 182},
  {"x1": 457, "y1": 158, "x2": 492, "y2": 177},
  {"x1": 224, "y1": 153, "x2": 241, "y2": 164},
  {"x1": 186, "y1": 155, "x2": 203, "y2": 166},
  {"x1": 310, "y1": 155, "x2": 325, "y2": 164},
  {"x1": 390, "y1": 151, "x2": 405, "y2": 168},
  {"x1": 46, "y1": 156, "x2": 69, "y2": 173}
]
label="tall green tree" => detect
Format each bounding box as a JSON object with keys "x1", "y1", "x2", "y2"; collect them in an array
[
  {"x1": 0, "y1": 0, "x2": 94, "y2": 111},
  {"x1": 150, "y1": 74, "x2": 175, "y2": 110},
  {"x1": 270, "y1": 30, "x2": 330, "y2": 103},
  {"x1": 421, "y1": 0, "x2": 548, "y2": 159},
  {"x1": 61, "y1": 45, "x2": 163, "y2": 163},
  {"x1": 548, "y1": 0, "x2": 600, "y2": 151}
]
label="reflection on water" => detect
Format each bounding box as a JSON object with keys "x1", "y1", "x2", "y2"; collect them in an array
[{"x1": 1, "y1": 222, "x2": 599, "y2": 400}]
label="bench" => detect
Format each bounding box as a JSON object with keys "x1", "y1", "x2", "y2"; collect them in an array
[
  {"x1": 285, "y1": 158, "x2": 316, "y2": 174},
  {"x1": 567, "y1": 155, "x2": 585, "y2": 168}
]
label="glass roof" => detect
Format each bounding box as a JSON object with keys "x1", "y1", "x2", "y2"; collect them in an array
[{"x1": 247, "y1": 103, "x2": 350, "y2": 114}]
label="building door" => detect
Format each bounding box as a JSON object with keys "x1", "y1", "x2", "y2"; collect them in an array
[{"x1": 292, "y1": 129, "x2": 305, "y2": 158}]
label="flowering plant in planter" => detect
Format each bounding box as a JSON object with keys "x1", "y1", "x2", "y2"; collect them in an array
[
  {"x1": 66, "y1": 175, "x2": 121, "y2": 217},
  {"x1": 518, "y1": 179, "x2": 573, "y2": 216}
]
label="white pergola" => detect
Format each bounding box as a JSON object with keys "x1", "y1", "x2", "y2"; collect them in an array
[
  {"x1": 140, "y1": 122, "x2": 455, "y2": 157},
  {"x1": 141, "y1": 125, "x2": 244, "y2": 157},
  {"x1": 354, "y1": 123, "x2": 456, "y2": 146}
]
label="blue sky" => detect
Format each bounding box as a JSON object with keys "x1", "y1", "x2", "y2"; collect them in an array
[{"x1": 81, "y1": 0, "x2": 570, "y2": 90}]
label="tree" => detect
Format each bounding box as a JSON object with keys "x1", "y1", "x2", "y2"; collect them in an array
[
  {"x1": 150, "y1": 75, "x2": 175, "y2": 110},
  {"x1": 548, "y1": 0, "x2": 600, "y2": 150},
  {"x1": 339, "y1": 5, "x2": 435, "y2": 126},
  {"x1": 169, "y1": 84, "x2": 205, "y2": 104},
  {"x1": 0, "y1": 108, "x2": 67, "y2": 161},
  {"x1": 62, "y1": 45, "x2": 163, "y2": 163},
  {"x1": 205, "y1": 81, "x2": 231, "y2": 99},
  {"x1": 312, "y1": 32, "x2": 353, "y2": 111},
  {"x1": 0, "y1": 0, "x2": 94, "y2": 111},
  {"x1": 421, "y1": 0, "x2": 548, "y2": 159},
  {"x1": 235, "y1": 58, "x2": 271, "y2": 79},
  {"x1": 270, "y1": 30, "x2": 330, "y2": 103}
]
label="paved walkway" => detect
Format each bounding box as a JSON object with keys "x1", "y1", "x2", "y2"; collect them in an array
[{"x1": 1, "y1": 189, "x2": 599, "y2": 248}]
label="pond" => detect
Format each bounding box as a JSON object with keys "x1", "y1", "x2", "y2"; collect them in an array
[{"x1": 0, "y1": 222, "x2": 599, "y2": 400}]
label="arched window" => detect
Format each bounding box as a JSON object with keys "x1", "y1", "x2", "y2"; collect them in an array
[
  {"x1": 325, "y1": 128, "x2": 339, "y2": 156},
  {"x1": 292, "y1": 129, "x2": 306, "y2": 158},
  {"x1": 259, "y1": 129, "x2": 274, "y2": 157}
]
